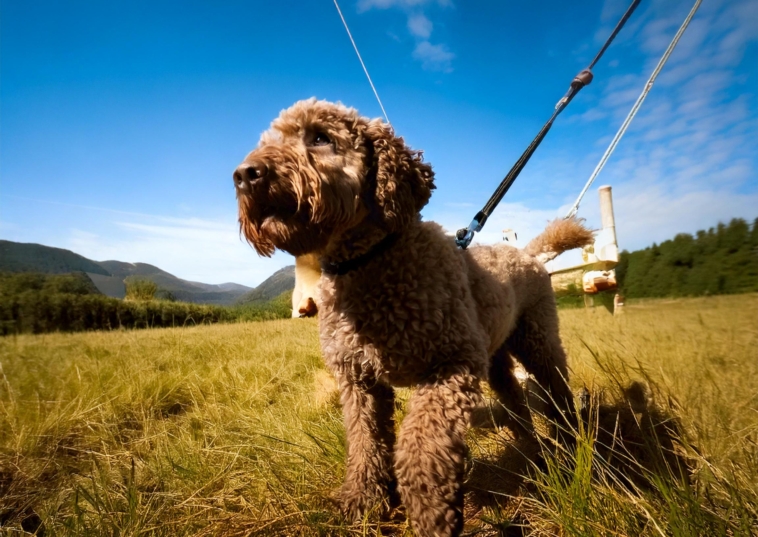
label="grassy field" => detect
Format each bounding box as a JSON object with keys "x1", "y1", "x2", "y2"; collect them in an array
[{"x1": 0, "y1": 294, "x2": 756, "y2": 536}]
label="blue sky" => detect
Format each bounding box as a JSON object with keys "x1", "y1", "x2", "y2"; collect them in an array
[{"x1": 1, "y1": 0, "x2": 756, "y2": 287}]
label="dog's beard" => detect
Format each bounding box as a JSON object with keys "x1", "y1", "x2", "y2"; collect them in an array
[
  {"x1": 259, "y1": 216, "x2": 330, "y2": 257},
  {"x1": 238, "y1": 185, "x2": 334, "y2": 257}
]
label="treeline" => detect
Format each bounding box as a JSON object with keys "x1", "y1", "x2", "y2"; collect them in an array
[
  {"x1": 616, "y1": 217, "x2": 758, "y2": 298},
  {"x1": 0, "y1": 272, "x2": 291, "y2": 335}
]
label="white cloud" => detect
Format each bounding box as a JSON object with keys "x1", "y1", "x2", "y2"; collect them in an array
[
  {"x1": 612, "y1": 186, "x2": 758, "y2": 250},
  {"x1": 413, "y1": 40, "x2": 455, "y2": 72},
  {"x1": 359, "y1": 0, "x2": 455, "y2": 72},
  {"x1": 407, "y1": 13, "x2": 433, "y2": 39}
]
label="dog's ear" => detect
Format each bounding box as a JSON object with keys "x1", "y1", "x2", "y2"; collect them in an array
[{"x1": 363, "y1": 120, "x2": 435, "y2": 231}]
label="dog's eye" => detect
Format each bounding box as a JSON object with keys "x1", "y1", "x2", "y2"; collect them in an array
[{"x1": 312, "y1": 132, "x2": 331, "y2": 146}]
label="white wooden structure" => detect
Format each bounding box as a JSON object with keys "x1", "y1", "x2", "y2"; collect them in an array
[{"x1": 550, "y1": 186, "x2": 622, "y2": 313}]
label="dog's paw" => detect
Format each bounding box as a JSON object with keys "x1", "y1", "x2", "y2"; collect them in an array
[{"x1": 338, "y1": 479, "x2": 397, "y2": 523}]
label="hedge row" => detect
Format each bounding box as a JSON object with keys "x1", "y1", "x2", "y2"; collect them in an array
[{"x1": 0, "y1": 291, "x2": 232, "y2": 335}]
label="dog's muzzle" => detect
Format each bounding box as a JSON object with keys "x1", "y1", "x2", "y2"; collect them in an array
[{"x1": 233, "y1": 160, "x2": 268, "y2": 192}]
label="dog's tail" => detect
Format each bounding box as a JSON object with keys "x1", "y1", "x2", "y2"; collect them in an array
[{"x1": 524, "y1": 217, "x2": 594, "y2": 264}]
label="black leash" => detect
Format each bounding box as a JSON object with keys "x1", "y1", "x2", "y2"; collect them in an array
[{"x1": 455, "y1": 0, "x2": 641, "y2": 249}]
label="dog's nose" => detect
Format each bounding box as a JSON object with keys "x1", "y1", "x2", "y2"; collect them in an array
[{"x1": 233, "y1": 161, "x2": 268, "y2": 190}]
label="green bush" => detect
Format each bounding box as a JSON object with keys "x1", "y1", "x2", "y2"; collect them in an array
[
  {"x1": 124, "y1": 277, "x2": 159, "y2": 301},
  {"x1": 0, "y1": 291, "x2": 232, "y2": 335},
  {"x1": 226, "y1": 290, "x2": 293, "y2": 322},
  {"x1": 0, "y1": 272, "x2": 231, "y2": 335}
]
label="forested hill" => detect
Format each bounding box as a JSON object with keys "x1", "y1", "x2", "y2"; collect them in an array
[
  {"x1": 0, "y1": 240, "x2": 110, "y2": 276},
  {"x1": 616, "y1": 217, "x2": 758, "y2": 298},
  {"x1": 235, "y1": 266, "x2": 295, "y2": 305}
]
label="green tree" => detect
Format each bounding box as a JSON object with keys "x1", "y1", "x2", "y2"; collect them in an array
[{"x1": 618, "y1": 217, "x2": 758, "y2": 298}]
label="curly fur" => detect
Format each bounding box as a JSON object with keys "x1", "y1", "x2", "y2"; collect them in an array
[{"x1": 234, "y1": 98, "x2": 593, "y2": 537}]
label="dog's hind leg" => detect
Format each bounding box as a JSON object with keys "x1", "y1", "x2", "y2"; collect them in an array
[
  {"x1": 487, "y1": 344, "x2": 535, "y2": 438},
  {"x1": 395, "y1": 367, "x2": 481, "y2": 537},
  {"x1": 505, "y1": 300, "x2": 577, "y2": 444},
  {"x1": 337, "y1": 379, "x2": 397, "y2": 521}
]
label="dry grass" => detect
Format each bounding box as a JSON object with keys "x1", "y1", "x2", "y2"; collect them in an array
[{"x1": 0, "y1": 294, "x2": 756, "y2": 536}]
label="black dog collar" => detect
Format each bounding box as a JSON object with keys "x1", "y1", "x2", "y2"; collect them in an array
[{"x1": 320, "y1": 233, "x2": 399, "y2": 276}]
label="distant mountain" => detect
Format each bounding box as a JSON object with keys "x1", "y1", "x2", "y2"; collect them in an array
[
  {"x1": 187, "y1": 281, "x2": 252, "y2": 293},
  {"x1": 236, "y1": 265, "x2": 295, "y2": 304},
  {"x1": 1, "y1": 240, "x2": 110, "y2": 276},
  {"x1": 0, "y1": 240, "x2": 253, "y2": 305},
  {"x1": 97, "y1": 260, "x2": 252, "y2": 305}
]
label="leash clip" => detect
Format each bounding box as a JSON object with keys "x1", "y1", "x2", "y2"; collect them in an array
[{"x1": 455, "y1": 212, "x2": 487, "y2": 249}]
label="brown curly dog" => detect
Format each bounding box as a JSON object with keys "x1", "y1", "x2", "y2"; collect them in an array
[{"x1": 234, "y1": 99, "x2": 593, "y2": 536}]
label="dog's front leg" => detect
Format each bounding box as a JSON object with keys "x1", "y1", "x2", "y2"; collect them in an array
[
  {"x1": 337, "y1": 375, "x2": 397, "y2": 521},
  {"x1": 395, "y1": 367, "x2": 482, "y2": 537}
]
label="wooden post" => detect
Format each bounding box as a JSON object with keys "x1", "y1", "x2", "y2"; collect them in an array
[
  {"x1": 614, "y1": 293, "x2": 625, "y2": 315},
  {"x1": 550, "y1": 186, "x2": 620, "y2": 310},
  {"x1": 598, "y1": 185, "x2": 618, "y2": 260}
]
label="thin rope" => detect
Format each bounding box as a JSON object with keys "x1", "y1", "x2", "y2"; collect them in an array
[
  {"x1": 565, "y1": 0, "x2": 702, "y2": 219},
  {"x1": 333, "y1": 0, "x2": 391, "y2": 124}
]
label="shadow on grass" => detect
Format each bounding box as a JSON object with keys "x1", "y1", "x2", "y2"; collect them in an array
[{"x1": 464, "y1": 381, "x2": 692, "y2": 536}]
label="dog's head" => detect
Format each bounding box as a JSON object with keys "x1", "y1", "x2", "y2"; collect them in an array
[{"x1": 234, "y1": 99, "x2": 435, "y2": 257}]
